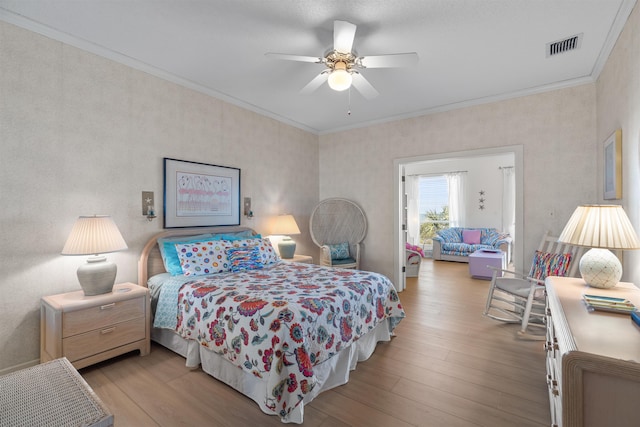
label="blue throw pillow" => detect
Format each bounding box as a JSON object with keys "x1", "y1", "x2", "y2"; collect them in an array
[
  {"x1": 217, "y1": 232, "x2": 260, "y2": 241},
  {"x1": 329, "y1": 242, "x2": 350, "y2": 260}
]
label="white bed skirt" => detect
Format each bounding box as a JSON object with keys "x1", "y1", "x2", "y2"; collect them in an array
[
  {"x1": 151, "y1": 327, "x2": 201, "y2": 368},
  {"x1": 151, "y1": 320, "x2": 394, "y2": 424}
]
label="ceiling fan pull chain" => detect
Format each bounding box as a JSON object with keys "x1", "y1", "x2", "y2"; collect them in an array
[{"x1": 347, "y1": 87, "x2": 352, "y2": 116}]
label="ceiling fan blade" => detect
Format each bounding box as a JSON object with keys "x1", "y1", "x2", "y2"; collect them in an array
[
  {"x1": 300, "y1": 72, "x2": 329, "y2": 94},
  {"x1": 351, "y1": 73, "x2": 379, "y2": 99},
  {"x1": 334, "y1": 20, "x2": 357, "y2": 54},
  {"x1": 359, "y1": 52, "x2": 419, "y2": 68},
  {"x1": 265, "y1": 53, "x2": 323, "y2": 63}
]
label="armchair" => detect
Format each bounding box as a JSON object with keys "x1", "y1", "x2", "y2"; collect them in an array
[{"x1": 310, "y1": 198, "x2": 367, "y2": 269}]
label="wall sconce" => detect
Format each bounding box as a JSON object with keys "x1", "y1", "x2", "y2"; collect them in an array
[
  {"x1": 142, "y1": 191, "x2": 156, "y2": 221},
  {"x1": 244, "y1": 197, "x2": 253, "y2": 218}
]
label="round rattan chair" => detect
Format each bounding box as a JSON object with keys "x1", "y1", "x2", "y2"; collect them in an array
[{"x1": 309, "y1": 198, "x2": 367, "y2": 269}]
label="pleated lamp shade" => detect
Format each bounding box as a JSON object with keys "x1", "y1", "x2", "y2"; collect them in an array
[
  {"x1": 61, "y1": 216, "x2": 127, "y2": 295},
  {"x1": 267, "y1": 214, "x2": 301, "y2": 236},
  {"x1": 558, "y1": 205, "x2": 640, "y2": 288}
]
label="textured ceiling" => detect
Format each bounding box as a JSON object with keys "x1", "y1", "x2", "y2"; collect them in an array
[{"x1": 0, "y1": 0, "x2": 636, "y2": 134}]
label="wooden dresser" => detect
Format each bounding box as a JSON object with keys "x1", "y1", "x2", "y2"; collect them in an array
[
  {"x1": 41, "y1": 282, "x2": 150, "y2": 369},
  {"x1": 545, "y1": 276, "x2": 640, "y2": 427}
]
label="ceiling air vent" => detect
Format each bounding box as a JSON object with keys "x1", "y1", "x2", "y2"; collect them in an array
[{"x1": 546, "y1": 33, "x2": 583, "y2": 57}]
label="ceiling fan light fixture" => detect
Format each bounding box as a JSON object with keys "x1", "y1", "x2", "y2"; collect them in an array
[{"x1": 327, "y1": 61, "x2": 352, "y2": 91}]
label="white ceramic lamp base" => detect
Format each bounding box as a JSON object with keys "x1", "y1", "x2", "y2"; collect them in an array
[
  {"x1": 278, "y1": 237, "x2": 296, "y2": 259},
  {"x1": 77, "y1": 255, "x2": 117, "y2": 295},
  {"x1": 579, "y1": 248, "x2": 622, "y2": 289}
]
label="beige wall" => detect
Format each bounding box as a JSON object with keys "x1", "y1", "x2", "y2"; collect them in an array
[
  {"x1": 319, "y1": 84, "x2": 598, "y2": 280},
  {"x1": 0, "y1": 21, "x2": 319, "y2": 371},
  {"x1": 596, "y1": 3, "x2": 640, "y2": 284}
]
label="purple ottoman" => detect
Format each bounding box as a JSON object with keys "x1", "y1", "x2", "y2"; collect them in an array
[{"x1": 469, "y1": 250, "x2": 507, "y2": 280}]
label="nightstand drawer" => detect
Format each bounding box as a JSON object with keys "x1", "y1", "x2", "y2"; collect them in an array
[
  {"x1": 63, "y1": 297, "x2": 144, "y2": 337},
  {"x1": 63, "y1": 318, "x2": 146, "y2": 362}
]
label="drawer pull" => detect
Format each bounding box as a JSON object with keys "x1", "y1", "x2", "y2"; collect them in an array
[
  {"x1": 100, "y1": 303, "x2": 116, "y2": 310},
  {"x1": 101, "y1": 327, "x2": 116, "y2": 334}
]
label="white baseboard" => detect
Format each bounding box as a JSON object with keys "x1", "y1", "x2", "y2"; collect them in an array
[{"x1": 0, "y1": 358, "x2": 39, "y2": 375}]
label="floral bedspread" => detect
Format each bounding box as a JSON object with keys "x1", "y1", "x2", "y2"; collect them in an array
[{"x1": 173, "y1": 262, "x2": 405, "y2": 419}]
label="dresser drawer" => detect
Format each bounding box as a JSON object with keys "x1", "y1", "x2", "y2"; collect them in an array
[
  {"x1": 63, "y1": 296, "x2": 144, "y2": 337},
  {"x1": 63, "y1": 318, "x2": 146, "y2": 362}
]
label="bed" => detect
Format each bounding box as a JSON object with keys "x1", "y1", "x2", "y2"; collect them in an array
[{"x1": 138, "y1": 226, "x2": 405, "y2": 424}]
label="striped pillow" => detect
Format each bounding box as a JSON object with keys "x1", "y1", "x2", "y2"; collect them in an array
[
  {"x1": 226, "y1": 246, "x2": 264, "y2": 272},
  {"x1": 528, "y1": 251, "x2": 572, "y2": 280}
]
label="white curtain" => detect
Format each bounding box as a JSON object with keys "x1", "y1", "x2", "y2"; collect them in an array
[
  {"x1": 405, "y1": 175, "x2": 420, "y2": 245},
  {"x1": 446, "y1": 172, "x2": 467, "y2": 227},
  {"x1": 501, "y1": 167, "x2": 516, "y2": 238}
]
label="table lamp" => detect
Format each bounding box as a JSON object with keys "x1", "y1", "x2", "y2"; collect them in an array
[
  {"x1": 558, "y1": 205, "x2": 640, "y2": 288},
  {"x1": 61, "y1": 215, "x2": 128, "y2": 295},
  {"x1": 268, "y1": 214, "x2": 301, "y2": 259}
]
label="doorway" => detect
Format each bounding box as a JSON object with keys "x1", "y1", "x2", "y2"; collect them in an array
[{"x1": 393, "y1": 146, "x2": 524, "y2": 292}]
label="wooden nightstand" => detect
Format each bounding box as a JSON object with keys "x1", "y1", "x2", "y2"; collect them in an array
[
  {"x1": 41, "y1": 282, "x2": 150, "y2": 369},
  {"x1": 282, "y1": 254, "x2": 313, "y2": 264}
]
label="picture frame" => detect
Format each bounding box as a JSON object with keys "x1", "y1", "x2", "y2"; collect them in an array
[
  {"x1": 163, "y1": 158, "x2": 241, "y2": 228},
  {"x1": 603, "y1": 129, "x2": 622, "y2": 200}
]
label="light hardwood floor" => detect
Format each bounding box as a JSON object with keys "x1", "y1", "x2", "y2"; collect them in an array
[{"x1": 81, "y1": 259, "x2": 550, "y2": 426}]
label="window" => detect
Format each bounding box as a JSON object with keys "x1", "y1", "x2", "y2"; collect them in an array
[{"x1": 419, "y1": 175, "x2": 449, "y2": 246}]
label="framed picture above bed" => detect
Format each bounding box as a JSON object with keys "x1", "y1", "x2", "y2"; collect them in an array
[{"x1": 163, "y1": 158, "x2": 241, "y2": 228}]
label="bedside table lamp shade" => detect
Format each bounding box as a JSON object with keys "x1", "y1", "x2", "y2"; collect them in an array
[
  {"x1": 558, "y1": 205, "x2": 640, "y2": 288},
  {"x1": 61, "y1": 215, "x2": 128, "y2": 295},
  {"x1": 268, "y1": 214, "x2": 301, "y2": 259}
]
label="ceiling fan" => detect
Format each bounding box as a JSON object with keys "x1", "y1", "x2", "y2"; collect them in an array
[{"x1": 266, "y1": 20, "x2": 418, "y2": 99}]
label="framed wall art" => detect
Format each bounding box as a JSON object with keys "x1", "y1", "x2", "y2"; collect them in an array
[
  {"x1": 163, "y1": 158, "x2": 241, "y2": 228},
  {"x1": 603, "y1": 129, "x2": 622, "y2": 200}
]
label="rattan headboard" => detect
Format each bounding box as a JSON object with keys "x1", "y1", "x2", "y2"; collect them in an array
[{"x1": 137, "y1": 226, "x2": 255, "y2": 286}]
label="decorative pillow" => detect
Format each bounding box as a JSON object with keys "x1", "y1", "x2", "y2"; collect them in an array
[
  {"x1": 462, "y1": 229, "x2": 481, "y2": 245},
  {"x1": 226, "y1": 246, "x2": 264, "y2": 272},
  {"x1": 437, "y1": 228, "x2": 461, "y2": 243},
  {"x1": 528, "y1": 251, "x2": 573, "y2": 280},
  {"x1": 405, "y1": 242, "x2": 425, "y2": 257},
  {"x1": 216, "y1": 232, "x2": 260, "y2": 241},
  {"x1": 256, "y1": 237, "x2": 280, "y2": 265},
  {"x1": 157, "y1": 233, "x2": 213, "y2": 275},
  {"x1": 223, "y1": 237, "x2": 280, "y2": 266},
  {"x1": 329, "y1": 242, "x2": 350, "y2": 260},
  {"x1": 174, "y1": 241, "x2": 230, "y2": 277},
  {"x1": 482, "y1": 230, "x2": 499, "y2": 246}
]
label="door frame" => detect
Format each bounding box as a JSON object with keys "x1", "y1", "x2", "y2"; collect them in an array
[{"x1": 393, "y1": 145, "x2": 524, "y2": 291}]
